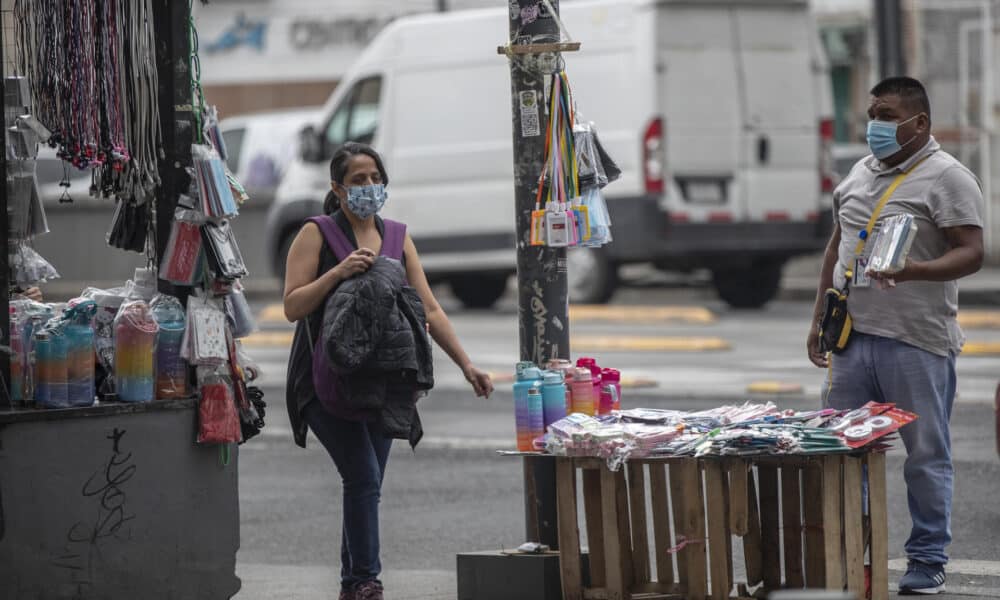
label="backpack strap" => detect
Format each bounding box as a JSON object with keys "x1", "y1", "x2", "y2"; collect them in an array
[
  {"x1": 305, "y1": 215, "x2": 354, "y2": 262},
  {"x1": 381, "y1": 219, "x2": 407, "y2": 261}
]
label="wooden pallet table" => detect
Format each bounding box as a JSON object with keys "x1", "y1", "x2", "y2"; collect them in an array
[{"x1": 554, "y1": 452, "x2": 888, "y2": 600}]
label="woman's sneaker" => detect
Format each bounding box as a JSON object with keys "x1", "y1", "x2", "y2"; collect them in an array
[
  {"x1": 338, "y1": 588, "x2": 355, "y2": 600},
  {"x1": 354, "y1": 580, "x2": 384, "y2": 600},
  {"x1": 899, "y1": 561, "x2": 946, "y2": 595}
]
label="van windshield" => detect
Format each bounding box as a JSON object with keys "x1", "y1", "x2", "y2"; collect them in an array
[{"x1": 325, "y1": 76, "x2": 382, "y2": 151}]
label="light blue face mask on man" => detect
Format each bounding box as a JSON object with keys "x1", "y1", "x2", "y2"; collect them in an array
[
  {"x1": 866, "y1": 113, "x2": 923, "y2": 160},
  {"x1": 345, "y1": 183, "x2": 389, "y2": 219}
]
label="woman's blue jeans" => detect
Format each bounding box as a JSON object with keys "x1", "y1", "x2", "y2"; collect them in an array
[
  {"x1": 304, "y1": 401, "x2": 393, "y2": 589},
  {"x1": 823, "y1": 331, "x2": 956, "y2": 566}
]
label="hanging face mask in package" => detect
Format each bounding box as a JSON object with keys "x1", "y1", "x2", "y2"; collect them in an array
[
  {"x1": 182, "y1": 295, "x2": 230, "y2": 367},
  {"x1": 866, "y1": 213, "x2": 918, "y2": 276},
  {"x1": 106, "y1": 193, "x2": 151, "y2": 253},
  {"x1": 196, "y1": 366, "x2": 242, "y2": 444},
  {"x1": 224, "y1": 281, "x2": 258, "y2": 339},
  {"x1": 202, "y1": 219, "x2": 249, "y2": 281},
  {"x1": 161, "y1": 205, "x2": 206, "y2": 285},
  {"x1": 193, "y1": 143, "x2": 239, "y2": 218}
]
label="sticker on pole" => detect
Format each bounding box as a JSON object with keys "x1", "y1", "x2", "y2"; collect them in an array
[{"x1": 519, "y1": 90, "x2": 541, "y2": 137}]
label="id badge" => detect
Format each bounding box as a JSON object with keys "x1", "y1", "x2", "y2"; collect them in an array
[{"x1": 853, "y1": 257, "x2": 871, "y2": 288}]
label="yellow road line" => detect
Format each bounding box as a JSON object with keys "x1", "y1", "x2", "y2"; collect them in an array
[
  {"x1": 962, "y1": 341, "x2": 1000, "y2": 356},
  {"x1": 241, "y1": 331, "x2": 295, "y2": 347},
  {"x1": 569, "y1": 304, "x2": 716, "y2": 324},
  {"x1": 747, "y1": 381, "x2": 804, "y2": 394},
  {"x1": 258, "y1": 303, "x2": 287, "y2": 324},
  {"x1": 571, "y1": 336, "x2": 730, "y2": 352},
  {"x1": 958, "y1": 310, "x2": 1000, "y2": 329}
]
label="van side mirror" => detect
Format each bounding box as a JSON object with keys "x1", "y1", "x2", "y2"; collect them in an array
[{"x1": 298, "y1": 125, "x2": 325, "y2": 164}]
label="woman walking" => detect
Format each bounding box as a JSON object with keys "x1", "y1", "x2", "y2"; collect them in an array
[{"x1": 283, "y1": 142, "x2": 494, "y2": 600}]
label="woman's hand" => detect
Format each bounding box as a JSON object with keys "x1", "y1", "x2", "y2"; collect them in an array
[
  {"x1": 463, "y1": 364, "x2": 494, "y2": 398},
  {"x1": 334, "y1": 248, "x2": 376, "y2": 279},
  {"x1": 22, "y1": 287, "x2": 43, "y2": 302}
]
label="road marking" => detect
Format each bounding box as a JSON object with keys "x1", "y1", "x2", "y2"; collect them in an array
[
  {"x1": 257, "y1": 303, "x2": 287, "y2": 324},
  {"x1": 889, "y1": 558, "x2": 1000, "y2": 578},
  {"x1": 572, "y1": 336, "x2": 730, "y2": 352},
  {"x1": 959, "y1": 310, "x2": 1000, "y2": 329},
  {"x1": 962, "y1": 341, "x2": 1000, "y2": 356},
  {"x1": 746, "y1": 381, "x2": 803, "y2": 394},
  {"x1": 487, "y1": 371, "x2": 659, "y2": 389},
  {"x1": 242, "y1": 331, "x2": 295, "y2": 347},
  {"x1": 569, "y1": 304, "x2": 716, "y2": 324}
]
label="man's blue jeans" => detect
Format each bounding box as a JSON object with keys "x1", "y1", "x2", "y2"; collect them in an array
[
  {"x1": 822, "y1": 331, "x2": 956, "y2": 566},
  {"x1": 304, "y1": 401, "x2": 393, "y2": 589}
]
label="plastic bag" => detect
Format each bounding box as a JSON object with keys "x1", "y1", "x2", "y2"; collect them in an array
[
  {"x1": 201, "y1": 219, "x2": 248, "y2": 281},
  {"x1": 11, "y1": 243, "x2": 59, "y2": 286},
  {"x1": 106, "y1": 194, "x2": 151, "y2": 253},
  {"x1": 197, "y1": 367, "x2": 242, "y2": 444},
  {"x1": 161, "y1": 208, "x2": 206, "y2": 286},
  {"x1": 225, "y1": 281, "x2": 258, "y2": 339},
  {"x1": 114, "y1": 300, "x2": 158, "y2": 403},
  {"x1": 578, "y1": 187, "x2": 613, "y2": 248},
  {"x1": 151, "y1": 294, "x2": 190, "y2": 399}
]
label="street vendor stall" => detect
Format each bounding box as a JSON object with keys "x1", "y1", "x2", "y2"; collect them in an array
[{"x1": 0, "y1": 2, "x2": 263, "y2": 597}]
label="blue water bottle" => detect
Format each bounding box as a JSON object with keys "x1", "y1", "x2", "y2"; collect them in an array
[
  {"x1": 64, "y1": 301, "x2": 97, "y2": 407},
  {"x1": 513, "y1": 363, "x2": 543, "y2": 451},
  {"x1": 541, "y1": 371, "x2": 567, "y2": 429}
]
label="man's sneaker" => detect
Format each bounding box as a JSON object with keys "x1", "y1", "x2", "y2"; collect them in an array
[
  {"x1": 354, "y1": 580, "x2": 384, "y2": 600},
  {"x1": 899, "y1": 561, "x2": 946, "y2": 595}
]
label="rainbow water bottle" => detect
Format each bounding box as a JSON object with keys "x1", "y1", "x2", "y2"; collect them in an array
[
  {"x1": 577, "y1": 357, "x2": 603, "y2": 408},
  {"x1": 571, "y1": 367, "x2": 596, "y2": 416},
  {"x1": 45, "y1": 325, "x2": 69, "y2": 408},
  {"x1": 115, "y1": 301, "x2": 158, "y2": 402},
  {"x1": 152, "y1": 295, "x2": 189, "y2": 399},
  {"x1": 10, "y1": 307, "x2": 23, "y2": 405},
  {"x1": 32, "y1": 329, "x2": 51, "y2": 406},
  {"x1": 64, "y1": 301, "x2": 97, "y2": 407},
  {"x1": 541, "y1": 371, "x2": 567, "y2": 429},
  {"x1": 513, "y1": 363, "x2": 543, "y2": 451},
  {"x1": 527, "y1": 384, "x2": 544, "y2": 449}
]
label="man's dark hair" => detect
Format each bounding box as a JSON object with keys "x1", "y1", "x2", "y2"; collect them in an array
[
  {"x1": 870, "y1": 76, "x2": 931, "y2": 122},
  {"x1": 323, "y1": 142, "x2": 390, "y2": 214}
]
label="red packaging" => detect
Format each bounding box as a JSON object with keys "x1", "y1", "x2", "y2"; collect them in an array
[{"x1": 198, "y1": 381, "x2": 242, "y2": 444}]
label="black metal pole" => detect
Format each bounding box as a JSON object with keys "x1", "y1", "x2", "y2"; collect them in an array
[
  {"x1": 152, "y1": 0, "x2": 194, "y2": 296},
  {"x1": 507, "y1": 0, "x2": 568, "y2": 549},
  {"x1": 875, "y1": 0, "x2": 906, "y2": 78},
  {"x1": 0, "y1": 20, "x2": 10, "y2": 411}
]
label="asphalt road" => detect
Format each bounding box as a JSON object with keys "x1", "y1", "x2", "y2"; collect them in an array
[{"x1": 234, "y1": 288, "x2": 1000, "y2": 599}]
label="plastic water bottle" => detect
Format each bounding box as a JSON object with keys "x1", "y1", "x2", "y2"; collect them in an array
[
  {"x1": 33, "y1": 329, "x2": 51, "y2": 406},
  {"x1": 64, "y1": 311, "x2": 96, "y2": 407},
  {"x1": 577, "y1": 356, "x2": 603, "y2": 406},
  {"x1": 45, "y1": 327, "x2": 69, "y2": 408},
  {"x1": 601, "y1": 368, "x2": 622, "y2": 411},
  {"x1": 541, "y1": 371, "x2": 567, "y2": 429},
  {"x1": 599, "y1": 384, "x2": 616, "y2": 415},
  {"x1": 527, "y1": 385, "x2": 544, "y2": 449},
  {"x1": 571, "y1": 367, "x2": 596, "y2": 416},
  {"x1": 545, "y1": 359, "x2": 574, "y2": 415},
  {"x1": 513, "y1": 364, "x2": 543, "y2": 451},
  {"x1": 10, "y1": 307, "x2": 23, "y2": 405},
  {"x1": 152, "y1": 296, "x2": 189, "y2": 399},
  {"x1": 115, "y1": 301, "x2": 158, "y2": 403}
]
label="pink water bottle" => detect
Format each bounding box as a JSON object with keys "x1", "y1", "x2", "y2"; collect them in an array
[
  {"x1": 601, "y1": 368, "x2": 622, "y2": 411},
  {"x1": 571, "y1": 367, "x2": 595, "y2": 416},
  {"x1": 577, "y1": 357, "x2": 602, "y2": 407}
]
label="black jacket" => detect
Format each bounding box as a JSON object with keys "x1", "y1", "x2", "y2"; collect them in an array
[{"x1": 322, "y1": 256, "x2": 433, "y2": 447}]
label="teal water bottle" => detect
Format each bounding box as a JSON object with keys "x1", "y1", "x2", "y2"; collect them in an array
[
  {"x1": 527, "y1": 384, "x2": 544, "y2": 450},
  {"x1": 541, "y1": 371, "x2": 567, "y2": 429}
]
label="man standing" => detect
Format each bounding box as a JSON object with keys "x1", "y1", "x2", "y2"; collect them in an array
[{"x1": 807, "y1": 77, "x2": 984, "y2": 595}]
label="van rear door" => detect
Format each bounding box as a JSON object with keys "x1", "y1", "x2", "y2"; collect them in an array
[
  {"x1": 656, "y1": 1, "x2": 744, "y2": 222},
  {"x1": 731, "y1": 0, "x2": 823, "y2": 223}
]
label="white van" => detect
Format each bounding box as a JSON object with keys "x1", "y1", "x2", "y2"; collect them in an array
[{"x1": 267, "y1": 0, "x2": 834, "y2": 308}]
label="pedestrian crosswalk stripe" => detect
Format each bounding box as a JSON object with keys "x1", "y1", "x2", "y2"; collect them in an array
[
  {"x1": 242, "y1": 331, "x2": 295, "y2": 347},
  {"x1": 257, "y1": 304, "x2": 287, "y2": 324},
  {"x1": 746, "y1": 381, "x2": 803, "y2": 394},
  {"x1": 961, "y1": 341, "x2": 1000, "y2": 356}
]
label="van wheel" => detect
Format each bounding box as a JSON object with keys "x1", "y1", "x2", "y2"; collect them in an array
[
  {"x1": 450, "y1": 274, "x2": 510, "y2": 309},
  {"x1": 712, "y1": 259, "x2": 783, "y2": 309},
  {"x1": 568, "y1": 248, "x2": 617, "y2": 304}
]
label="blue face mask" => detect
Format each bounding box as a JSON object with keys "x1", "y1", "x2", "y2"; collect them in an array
[
  {"x1": 344, "y1": 183, "x2": 388, "y2": 219},
  {"x1": 866, "y1": 113, "x2": 922, "y2": 160}
]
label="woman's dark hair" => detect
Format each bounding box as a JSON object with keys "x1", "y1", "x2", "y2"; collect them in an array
[{"x1": 323, "y1": 142, "x2": 390, "y2": 214}]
